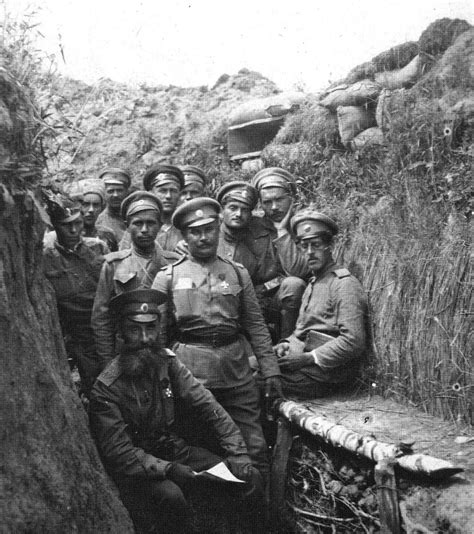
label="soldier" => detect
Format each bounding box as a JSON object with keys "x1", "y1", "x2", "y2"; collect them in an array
[
  {"x1": 43, "y1": 191, "x2": 108, "y2": 395},
  {"x1": 96, "y1": 167, "x2": 131, "y2": 242},
  {"x1": 221, "y1": 173, "x2": 309, "y2": 339},
  {"x1": 92, "y1": 191, "x2": 179, "y2": 369},
  {"x1": 275, "y1": 210, "x2": 368, "y2": 398},
  {"x1": 152, "y1": 197, "x2": 282, "y2": 479},
  {"x1": 144, "y1": 163, "x2": 184, "y2": 251},
  {"x1": 43, "y1": 180, "x2": 118, "y2": 252},
  {"x1": 89, "y1": 289, "x2": 263, "y2": 533},
  {"x1": 180, "y1": 165, "x2": 207, "y2": 203}
]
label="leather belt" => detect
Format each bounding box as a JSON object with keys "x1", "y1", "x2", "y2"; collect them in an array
[{"x1": 178, "y1": 332, "x2": 240, "y2": 347}]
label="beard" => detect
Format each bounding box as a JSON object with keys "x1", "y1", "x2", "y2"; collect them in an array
[{"x1": 119, "y1": 340, "x2": 162, "y2": 378}]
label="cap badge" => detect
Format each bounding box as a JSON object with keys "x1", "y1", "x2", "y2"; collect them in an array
[
  {"x1": 304, "y1": 224, "x2": 312, "y2": 233},
  {"x1": 140, "y1": 303, "x2": 149, "y2": 313},
  {"x1": 221, "y1": 281, "x2": 230, "y2": 290},
  {"x1": 241, "y1": 190, "x2": 248, "y2": 198},
  {"x1": 195, "y1": 209, "x2": 204, "y2": 217}
]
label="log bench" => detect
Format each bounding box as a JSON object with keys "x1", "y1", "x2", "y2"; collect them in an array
[{"x1": 270, "y1": 392, "x2": 473, "y2": 533}]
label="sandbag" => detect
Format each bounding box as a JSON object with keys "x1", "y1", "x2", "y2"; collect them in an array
[
  {"x1": 350, "y1": 127, "x2": 384, "y2": 150},
  {"x1": 228, "y1": 92, "x2": 306, "y2": 126},
  {"x1": 374, "y1": 55, "x2": 422, "y2": 90},
  {"x1": 337, "y1": 105, "x2": 377, "y2": 146},
  {"x1": 320, "y1": 80, "x2": 381, "y2": 111}
]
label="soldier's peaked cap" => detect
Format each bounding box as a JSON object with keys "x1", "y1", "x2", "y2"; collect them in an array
[
  {"x1": 143, "y1": 164, "x2": 185, "y2": 191},
  {"x1": 291, "y1": 209, "x2": 339, "y2": 238},
  {"x1": 172, "y1": 197, "x2": 221, "y2": 230},
  {"x1": 216, "y1": 181, "x2": 258, "y2": 210},
  {"x1": 110, "y1": 289, "x2": 167, "y2": 323},
  {"x1": 181, "y1": 165, "x2": 207, "y2": 185},
  {"x1": 121, "y1": 191, "x2": 163, "y2": 221},
  {"x1": 98, "y1": 167, "x2": 132, "y2": 188},
  {"x1": 251, "y1": 167, "x2": 297, "y2": 195}
]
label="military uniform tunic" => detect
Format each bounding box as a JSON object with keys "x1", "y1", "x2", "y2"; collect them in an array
[
  {"x1": 96, "y1": 208, "x2": 127, "y2": 242},
  {"x1": 281, "y1": 261, "x2": 368, "y2": 393},
  {"x1": 43, "y1": 237, "x2": 108, "y2": 391},
  {"x1": 92, "y1": 245, "x2": 179, "y2": 366},
  {"x1": 152, "y1": 255, "x2": 280, "y2": 389}
]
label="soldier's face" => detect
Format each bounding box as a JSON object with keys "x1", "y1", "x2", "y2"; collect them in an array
[
  {"x1": 183, "y1": 220, "x2": 219, "y2": 259},
  {"x1": 152, "y1": 183, "x2": 181, "y2": 215},
  {"x1": 105, "y1": 183, "x2": 128, "y2": 210},
  {"x1": 55, "y1": 216, "x2": 84, "y2": 249},
  {"x1": 259, "y1": 187, "x2": 292, "y2": 223},
  {"x1": 128, "y1": 210, "x2": 161, "y2": 249},
  {"x1": 222, "y1": 200, "x2": 251, "y2": 229},
  {"x1": 180, "y1": 183, "x2": 204, "y2": 203},
  {"x1": 300, "y1": 236, "x2": 333, "y2": 274},
  {"x1": 81, "y1": 193, "x2": 103, "y2": 227},
  {"x1": 121, "y1": 318, "x2": 160, "y2": 349}
]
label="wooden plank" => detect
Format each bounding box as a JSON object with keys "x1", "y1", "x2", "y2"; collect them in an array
[
  {"x1": 269, "y1": 417, "x2": 293, "y2": 527},
  {"x1": 375, "y1": 458, "x2": 402, "y2": 534}
]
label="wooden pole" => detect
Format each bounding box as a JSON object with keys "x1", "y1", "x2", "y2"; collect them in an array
[
  {"x1": 375, "y1": 458, "x2": 402, "y2": 534},
  {"x1": 278, "y1": 400, "x2": 463, "y2": 479},
  {"x1": 269, "y1": 417, "x2": 293, "y2": 527}
]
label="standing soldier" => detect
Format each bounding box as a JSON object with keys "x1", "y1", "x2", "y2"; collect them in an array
[
  {"x1": 276, "y1": 210, "x2": 368, "y2": 398},
  {"x1": 152, "y1": 197, "x2": 282, "y2": 479},
  {"x1": 92, "y1": 191, "x2": 179, "y2": 369},
  {"x1": 180, "y1": 165, "x2": 207, "y2": 202},
  {"x1": 43, "y1": 191, "x2": 108, "y2": 396},
  {"x1": 144, "y1": 164, "x2": 184, "y2": 251},
  {"x1": 96, "y1": 167, "x2": 131, "y2": 242}
]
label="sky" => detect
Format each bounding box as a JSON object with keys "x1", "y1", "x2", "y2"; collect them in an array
[{"x1": 5, "y1": 0, "x2": 474, "y2": 92}]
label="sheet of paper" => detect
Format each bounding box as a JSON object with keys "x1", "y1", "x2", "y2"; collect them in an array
[{"x1": 194, "y1": 462, "x2": 245, "y2": 483}]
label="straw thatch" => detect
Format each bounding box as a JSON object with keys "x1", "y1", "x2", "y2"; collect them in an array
[{"x1": 418, "y1": 18, "x2": 472, "y2": 56}]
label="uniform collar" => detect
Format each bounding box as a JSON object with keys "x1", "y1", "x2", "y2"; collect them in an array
[
  {"x1": 310, "y1": 260, "x2": 337, "y2": 282},
  {"x1": 54, "y1": 237, "x2": 85, "y2": 255}
]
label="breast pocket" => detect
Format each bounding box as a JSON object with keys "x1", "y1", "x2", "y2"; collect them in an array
[
  {"x1": 45, "y1": 269, "x2": 77, "y2": 299},
  {"x1": 113, "y1": 271, "x2": 138, "y2": 293},
  {"x1": 173, "y1": 288, "x2": 201, "y2": 319},
  {"x1": 213, "y1": 284, "x2": 242, "y2": 318}
]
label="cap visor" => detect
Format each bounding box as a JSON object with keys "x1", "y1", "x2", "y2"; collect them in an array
[
  {"x1": 186, "y1": 217, "x2": 217, "y2": 228},
  {"x1": 128, "y1": 314, "x2": 160, "y2": 323},
  {"x1": 58, "y1": 211, "x2": 82, "y2": 224}
]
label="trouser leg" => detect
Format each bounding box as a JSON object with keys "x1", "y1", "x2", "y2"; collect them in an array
[
  {"x1": 211, "y1": 381, "x2": 269, "y2": 476},
  {"x1": 276, "y1": 276, "x2": 306, "y2": 339}
]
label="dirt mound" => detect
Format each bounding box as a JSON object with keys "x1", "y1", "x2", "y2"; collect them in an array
[{"x1": 40, "y1": 68, "x2": 279, "y2": 188}]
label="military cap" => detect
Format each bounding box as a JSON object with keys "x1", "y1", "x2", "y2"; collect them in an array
[
  {"x1": 172, "y1": 197, "x2": 221, "y2": 230},
  {"x1": 216, "y1": 181, "x2": 258, "y2": 210},
  {"x1": 99, "y1": 167, "x2": 132, "y2": 188},
  {"x1": 143, "y1": 164, "x2": 185, "y2": 191},
  {"x1": 76, "y1": 179, "x2": 106, "y2": 205},
  {"x1": 110, "y1": 289, "x2": 167, "y2": 323},
  {"x1": 251, "y1": 167, "x2": 297, "y2": 195},
  {"x1": 291, "y1": 209, "x2": 339, "y2": 239},
  {"x1": 121, "y1": 191, "x2": 163, "y2": 221},
  {"x1": 44, "y1": 191, "x2": 82, "y2": 225},
  {"x1": 181, "y1": 165, "x2": 207, "y2": 188}
]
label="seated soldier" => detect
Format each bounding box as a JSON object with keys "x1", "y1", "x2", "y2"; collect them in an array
[
  {"x1": 89, "y1": 289, "x2": 263, "y2": 533},
  {"x1": 276, "y1": 210, "x2": 368, "y2": 398}
]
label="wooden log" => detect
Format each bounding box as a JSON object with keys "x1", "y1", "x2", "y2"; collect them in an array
[
  {"x1": 270, "y1": 417, "x2": 293, "y2": 527},
  {"x1": 375, "y1": 458, "x2": 402, "y2": 534},
  {"x1": 278, "y1": 400, "x2": 463, "y2": 479}
]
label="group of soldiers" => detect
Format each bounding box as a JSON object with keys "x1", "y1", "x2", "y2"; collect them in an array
[{"x1": 42, "y1": 164, "x2": 368, "y2": 533}]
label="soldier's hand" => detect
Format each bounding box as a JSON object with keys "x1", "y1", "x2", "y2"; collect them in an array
[
  {"x1": 273, "y1": 201, "x2": 294, "y2": 236},
  {"x1": 166, "y1": 462, "x2": 196, "y2": 487},
  {"x1": 274, "y1": 341, "x2": 290, "y2": 358},
  {"x1": 225, "y1": 454, "x2": 253, "y2": 481},
  {"x1": 174, "y1": 239, "x2": 189, "y2": 256},
  {"x1": 278, "y1": 352, "x2": 314, "y2": 371},
  {"x1": 265, "y1": 376, "x2": 283, "y2": 400}
]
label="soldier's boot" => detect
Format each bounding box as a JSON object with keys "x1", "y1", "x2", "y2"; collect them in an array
[{"x1": 279, "y1": 308, "x2": 300, "y2": 339}]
